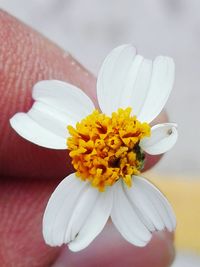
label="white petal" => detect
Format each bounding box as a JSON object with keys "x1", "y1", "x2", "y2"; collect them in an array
[
  {"x1": 138, "y1": 56, "x2": 175, "y2": 123},
  {"x1": 111, "y1": 180, "x2": 152, "y2": 247},
  {"x1": 10, "y1": 113, "x2": 66, "y2": 149},
  {"x1": 43, "y1": 173, "x2": 88, "y2": 246},
  {"x1": 120, "y1": 58, "x2": 153, "y2": 114},
  {"x1": 97, "y1": 44, "x2": 138, "y2": 115},
  {"x1": 68, "y1": 187, "x2": 113, "y2": 252},
  {"x1": 10, "y1": 80, "x2": 95, "y2": 149},
  {"x1": 140, "y1": 123, "x2": 178, "y2": 155},
  {"x1": 64, "y1": 186, "x2": 99, "y2": 245},
  {"x1": 33, "y1": 80, "x2": 95, "y2": 122},
  {"x1": 132, "y1": 176, "x2": 176, "y2": 232},
  {"x1": 97, "y1": 45, "x2": 174, "y2": 122},
  {"x1": 124, "y1": 177, "x2": 164, "y2": 232}
]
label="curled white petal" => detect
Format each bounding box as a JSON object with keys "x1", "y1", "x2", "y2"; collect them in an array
[
  {"x1": 97, "y1": 44, "x2": 138, "y2": 115},
  {"x1": 10, "y1": 113, "x2": 66, "y2": 149},
  {"x1": 64, "y1": 186, "x2": 99, "y2": 245},
  {"x1": 28, "y1": 101, "x2": 71, "y2": 139},
  {"x1": 43, "y1": 173, "x2": 88, "y2": 246},
  {"x1": 137, "y1": 56, "x2": 175, "y2": 123},
  {"x1": 140, "y1": 123, "x2": 178, "y2": 155},
  {"x1": 33, "y1": 80, "x2": 95, "y2": 122},
  {"x1": 43, "y1": 173, "x2": 112, "y2": 251},
  {"x1": 132, "y1": 176, "x2": 176, "y2": 232},
  {"x1": 10, "y1": 80, "x2": 95, "y2": 149},
  {"x1": 111, "y1": 180, "x2": 152, "y2": 247},
  {"x1": 68, "y1": 187, "x2": 113, "y2": 252},
  {"x1": 97, "y1": 44, "x2": 175, "y2": 122},
  {"x1": 124, "y1": 176, "x2": 176, "y2": 232},
  {"x1": 120, "y1": 58, "x2": 152, "y2": 115}
]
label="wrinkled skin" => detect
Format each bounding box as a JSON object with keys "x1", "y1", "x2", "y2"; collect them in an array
[{"x1": 0, "y1": 10, "x2": 174, "y2": 267}]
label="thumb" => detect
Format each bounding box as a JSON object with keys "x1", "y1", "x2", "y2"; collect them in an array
[{"x1": 0, "y1": 9, "x2": 96, "y2": 181}]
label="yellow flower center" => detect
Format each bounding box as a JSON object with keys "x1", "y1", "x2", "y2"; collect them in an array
[{"x1": 67, "y1": 108, "x2": 151, "y2": 191}]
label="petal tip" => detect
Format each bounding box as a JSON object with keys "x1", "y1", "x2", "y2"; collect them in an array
[
  {"x1": 9, "y1": 112, "x2": 25, "y2": 134},
  {"x1": 68, "y1": 241, "x2": 84, "y2": 252}
]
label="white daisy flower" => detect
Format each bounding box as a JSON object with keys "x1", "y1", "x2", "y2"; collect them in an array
[{"x1": 10, "y1": 44, "x2": 178, "y2": 252}]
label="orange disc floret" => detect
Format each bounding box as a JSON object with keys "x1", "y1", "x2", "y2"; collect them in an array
[{"x1": 67, "y1": 108, "x2": 151, "y2": 191}]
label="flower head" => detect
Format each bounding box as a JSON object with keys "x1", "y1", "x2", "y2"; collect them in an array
[
  {"x1": 10, "y1": 44, "x2": 178, "y2": 252},
  {"x1": 67, "y1": 107, "x2": 150, "y2": 191}
]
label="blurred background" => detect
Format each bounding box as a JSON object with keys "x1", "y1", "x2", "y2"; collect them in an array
[{"x1": 0, "y1": 0, "x2": 200, "y2": 266}]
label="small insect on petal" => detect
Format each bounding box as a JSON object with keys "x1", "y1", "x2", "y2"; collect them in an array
[{"x1": 140, "y1": 123, "x2": 178, "y2": 155}]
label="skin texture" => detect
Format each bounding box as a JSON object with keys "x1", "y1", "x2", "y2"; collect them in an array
[{"x1": 0, "y1": 10, "x2": 174, "y2": 267}]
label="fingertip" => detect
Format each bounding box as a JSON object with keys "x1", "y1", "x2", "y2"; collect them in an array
[
  {"x1": 52, "y1": 223, "x2": 175, "y2": 267},
  {"x1": 0, "y1": 10, "x2": 95, "y2": 180}
]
